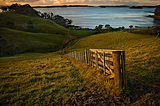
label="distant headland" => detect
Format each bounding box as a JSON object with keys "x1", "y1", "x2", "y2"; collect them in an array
[
  {"x1": 129, "y1": 5, "x2": 159, "y2": 9},
  {"x1": 33, "y1": 5, "x2": 130, "y2": 8},
  {"x1": 32, "y1": 5, "x2": 159, "y2": 8},
  {"x1": 147, "y1": 6, "x2": 160, "y2": 20},
  {"x1": 1, "y1": 4, "x2": 159, "y2": 9}
]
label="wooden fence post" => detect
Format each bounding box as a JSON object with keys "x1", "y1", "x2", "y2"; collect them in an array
[
  {"x1": 82, "y1": 51, "x2": 85, "y2": 63},
  {"x1": 103, "y1": 52, "x2": 106, "y2": 74},
  {"x1": 85, "y1": 50, "x2": 87, "y2": 64},
  {"x1": 79, "y1": 52, "x2": 81, "y2": 62},
  {"x1": 72, "y1": 51, "x2": 75, "y2": 59},
  {"x1": 82, "y1": 51, "x2": 84, "y2": 63},
  {"x1": 81, "y1": 51, "x2": 84, "y2": 63},
  {"x1": 121, "y1": 51, "x2": 127, "y2": 90},
  {"x1": 87, "y1": 50, "x2": 90, "y2": 65},
  {"x1": 96, "y1": 51, "x2": 99, "y2": 69},
  {"x1": 75, "y1": 51, "x2": 77, "y2": 60},
  {"x1": 71, "y1": 52, "x2": 73, "y2": 58},
  {"x1": 65, "y1": 49, "x2": 126, "y2": 93},
  {"x1": 112, "y1": 51, "x2": 122, "y2": 94},
  {"x1": 91, "y1": 51, "x2": 93, "y2": 67}
]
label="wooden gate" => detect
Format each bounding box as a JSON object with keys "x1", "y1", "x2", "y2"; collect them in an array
[{"x1": 65, "y1": 49, "x2": 127, "y2": 92}]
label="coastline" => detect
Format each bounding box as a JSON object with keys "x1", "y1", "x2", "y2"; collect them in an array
[{"x1": 147, "y1": 15, "x2": 160, "y2": 20}]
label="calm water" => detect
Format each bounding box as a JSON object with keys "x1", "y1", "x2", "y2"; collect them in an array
[{"x1": 35, "y1": 7, "x2": 160, "y2": 29}]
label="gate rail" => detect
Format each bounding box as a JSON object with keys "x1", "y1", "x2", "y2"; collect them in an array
[{"x1": 65, "y1": 49, "x2": 127, "y2": 91}]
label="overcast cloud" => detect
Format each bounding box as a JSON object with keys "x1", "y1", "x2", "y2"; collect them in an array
[{"x1": 0, "y1": 0, "x2": 159, "y2": 6}]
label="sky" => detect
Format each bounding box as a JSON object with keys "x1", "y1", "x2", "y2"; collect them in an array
[{"x1": 0, "y1": 0, "x2": 159, "y2": 6}]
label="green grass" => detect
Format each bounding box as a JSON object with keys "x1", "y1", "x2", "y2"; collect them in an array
[
  {"x1": 65, "y1": 31, "x2": 159, "y2": 51},
  {"x1": 0, "y1": 53, "x2": 77, "y2": 105},
  {"x1": 0, "y1": 13, "x2": 160, "y2": 105},
  {"x1": 0, "y1": 52, "x2": 110, "y2": 105},
  {"x1": 0, "y1": 27, "x2": 65, "y2": 53},
  {"x1": 0, "y1": 11, "x2": 70, "y2": 56},
  {"x1": 69, "y1": 29, "x2": 97, "y2": 36},
  {"x1": 65, "y1": 31, "x2": 160, "y2": 104},
  {"x1": 69, "y1": 29, "x2": 114, "y2": 36},
  {"x1": 0, "y1": 11, "x2": 68, "y2": 35},
  {"x1": 129, "y1": 28, "x2": 158, "y2": 36}
]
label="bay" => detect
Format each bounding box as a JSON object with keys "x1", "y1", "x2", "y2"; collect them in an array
[{"x1": 35, "y1": 7, "x2": 160, "y2": 29}]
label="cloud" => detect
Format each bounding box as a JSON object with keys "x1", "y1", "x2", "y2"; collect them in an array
[
  {"x1": 0, "y1": 0, "x2": 56, "y2": 6},
  {"x1": 60, "y1": 0, "x2": 140, "y2": 5},
  {"x1": 137, "y1": 0, "x2": 160, "y2": 5},
  {"x1": 113, "y1": 0, "x2": 140, "y2": 5},
  {"x1": 0, "y1": 0, "x2": 159, "y2": 6},
  {"x1": 2, "y1": 0, "x2": 40, "y2": 2}
]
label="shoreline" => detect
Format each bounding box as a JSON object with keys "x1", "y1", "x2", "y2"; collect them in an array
[{"x1": 147, "y1": 15, "x2": 160, "y2": 20}]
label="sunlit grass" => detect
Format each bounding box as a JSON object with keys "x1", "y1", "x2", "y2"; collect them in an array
[
  {"x1": 0, "y1": 52, "x2": 112, "y2": 105},
  {"x1": 65, "y1": 31, "x2": 160, "y2": 105},
  {"x1": 0, "y1": 53, "x2": 80, "y2": 105},
  {"x1": 0, "y1": 29, "x2": 160, "y2": 105}
]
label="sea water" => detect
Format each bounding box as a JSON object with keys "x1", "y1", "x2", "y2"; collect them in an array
[{"x1": 35, "y1": 7, "x2": 160, "y2": 29}]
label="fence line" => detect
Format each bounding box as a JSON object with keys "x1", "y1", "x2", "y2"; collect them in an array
[{"x1": 65, "y1": 49, "x2": 127, "y2": 92}]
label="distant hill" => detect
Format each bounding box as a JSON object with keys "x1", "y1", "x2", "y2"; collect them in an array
[
  {"x1": 0, "y1": 11, "x2": 68, "y2": 35},
  {"x1": 155, "y1": 6, "x2": 160, "y2": 17},
  {"x1": 0, "y1": 11, "x2": 69, "y2": 56}
]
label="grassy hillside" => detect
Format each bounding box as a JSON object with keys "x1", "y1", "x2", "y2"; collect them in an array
[
  {"x1": 0, "y1": 11, "x2": 160, "y2": 105},
  {"x1": 0, "y1": 30, "x2": 160, "y2": 105},
  {"x1": 0, "y1": 52, "x2": 114, "y2": 105},
  {"x1": 0, "y1": 11, "x2": 68, "y2": 35},
  {"x1": 0, "y1": 53, "x2": 80, "y2": 105},
  {"x1": 129, "y1": 27, "x2": 160, "y2": 36},
  {"x1": 65, "y1": 31, "x2": 160, "y2": 52},
  {"x1": 69, "y1": 29, "x2": 97, "y2": 36},
  {"x1": 65, "y1": 31, "x2": 160, "y2": 105},
  {"x1": 0, "y1": 27, "x2": 65, "y2": 55},
  {"x1": 0, "y1": 11, "x2": 70, "y2": 56}
]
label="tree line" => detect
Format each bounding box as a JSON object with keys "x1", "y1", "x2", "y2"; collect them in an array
[{"x1": 1, "y1": 3, "x2": 73, "y2": 27}]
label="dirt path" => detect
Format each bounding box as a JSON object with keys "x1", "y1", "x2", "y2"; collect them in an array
[{"x1": 61, "y1": 31, "x2": 93, "y2": 49}]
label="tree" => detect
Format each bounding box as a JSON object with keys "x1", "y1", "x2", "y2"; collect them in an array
[
  {"x1": 1, "y1": 6, "x2": 7, "y2": 12},
  {"x1": 40, "y1": 13, "x2": 45, "y2": 18},
  {"x1": 105, "y1": 24, "x2": 113, "y2": 30},
  {"x1": 94, "y1": 25, "x2": 103, "y2": 32},
  {"x1": 8, "y1": 3, "x2": 19, "y2": 11},
  {"x1": 53, "y1": 15, "x2": 72, "y2": 27},
  {"x1": 44, "y1": 12, "x2": 47, "y2": 18},
  {"x1": 95, "y1": 26, "x2": 98, "y2": 31},
  {"x1": 8, "y1": 3, "x2": 39, "y2": 17},
  {"x1": 6, "y1": 3, "x2": 73, "y2": 27},
  {"x1": 66, "y1": 19, "x2": 72, "y2": 26},
  {"x1": 105, "y1": 24, "x2": 110, "y2": 28},
  {"x1": 51, "y1": 12, "x2": 54, "y2": 20},
  {"x1": 97, "y1": 24, "x2": 103, "y2": 32},
  {"x1": 122, "y1": 26, "x2": 125, "y2": 30},
  {"x1": 129, "y1": 25, "x2": 133, "y2": 29},
  {"x1": 98, "y1": 25, "x2": 103, "y2": 30}
]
